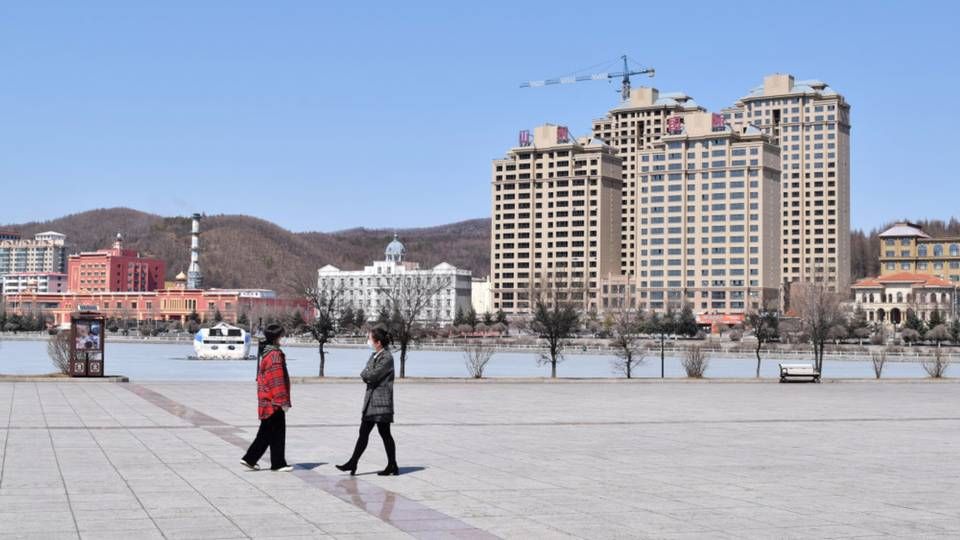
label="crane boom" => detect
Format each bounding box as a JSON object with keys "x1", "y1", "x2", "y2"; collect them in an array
[{"x1": 520, "y1": 55, "x2": 654, "y2": 101}]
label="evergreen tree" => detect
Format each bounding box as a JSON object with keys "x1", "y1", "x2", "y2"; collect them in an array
[
  {"x1": 213, "y1": 308, "x2": 223, "y2": 323},
  {"x1": 847, "y1": 306, "x2": 869, "y2": 333},
  {"x1": 904, "y1": 310, "x2": 926, "y2": 334},
  {"x1": 237, "y1": 311, "x2": 250, "y2": 328},
  {"x1": 376, "y1": 306, "x2": 391, "y2": 326},
  {"x1": 951, "y1": 319, "x2": 960, "y2": 344},
  {"x1": 495, "y1": 309, "x2": 508, "y2": 326},
  {"x1": 453, "y1": 306, "x2": 465, "y2": 326},
  {"x1": 287, "y1": 309, "x2": 307, "y2": 335},
  {"x1": 338, "y1": 305, "x2": 356, "y2": 334},
  {"x1": 465, "y1": 308, "x2": 478, "y2": 328},
  {"x1": 928, "y1": 309, "x2": 945, "y2": 329},
  {"x1": 354, "y1": 308, "x2": 366, "y2": 330},
  {"x1": 482, "y1": 311, "x2": 494, "y2": 326},
  {"x1": 677, "y1": 304, "x2": 699, "y2": 337}
]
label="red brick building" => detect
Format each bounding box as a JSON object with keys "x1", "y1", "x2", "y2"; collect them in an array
[
  {"x1": 5, "y1": 285, "x2": 309, "y2": 327},
  {"x1": 67, "y1": 234, "x2": 165, "y2": 293}
]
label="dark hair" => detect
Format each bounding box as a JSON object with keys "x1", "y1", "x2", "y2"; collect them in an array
[
  {"x1": 370, "y1": 325, "x2": 391, "y2": 349},
  {"x1": 264, "y1": 323, "x2": 285, "y2": 346}
]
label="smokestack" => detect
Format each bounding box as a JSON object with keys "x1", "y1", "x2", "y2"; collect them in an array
[{"x1": 187, "y1": 213, "x2": 203, "y2": 289}]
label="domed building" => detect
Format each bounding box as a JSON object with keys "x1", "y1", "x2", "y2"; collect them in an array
[
  {"x1": 318, "y1": 235, "x2": 473, "y2": 325},
  {"x1": 385, "y1": 234, "x2": 406, "y2": 263}
]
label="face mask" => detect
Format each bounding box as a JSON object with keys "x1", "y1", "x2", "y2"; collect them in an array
[{"x1": 367, "y1": 339, "x2": 375, "y2": 350}]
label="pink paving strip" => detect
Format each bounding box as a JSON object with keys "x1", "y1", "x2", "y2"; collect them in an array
[{"x1": 123, "y1": 383, "x2": 499, "y2": 539}]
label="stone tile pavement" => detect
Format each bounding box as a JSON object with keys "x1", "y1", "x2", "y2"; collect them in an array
[{"x1": 1, "y1": 380, "x2": 959, "y2": 539}]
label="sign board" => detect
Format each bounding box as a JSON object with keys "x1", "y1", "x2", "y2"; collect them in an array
[
  {"x1": 666, "y1": 116, "x2": 683, "y2": 135},
  {"x1": 696, "y1": 313, "x2": 744, "y2": 325},
  {"x1": 711, "y1": 113, "x2": 725, "y2": 131},
  {"x1": 518, "y1": 130, "x2": 532, "y2": 147},
  {"x1": 70, "y1": 312, "x2": 106, "y2": 377},
  {"x1": 557, "y1": 126, "x2": 570, "y2": 143}
]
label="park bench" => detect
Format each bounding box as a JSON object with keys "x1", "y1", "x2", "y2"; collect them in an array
[{"x1": 779, "y1": 363, "x2": 821, "y2": 383}]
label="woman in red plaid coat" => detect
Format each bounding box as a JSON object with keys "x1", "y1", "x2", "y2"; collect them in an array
[{"x1": 241, "y1": 324, "x2": 292, "y2": 472}]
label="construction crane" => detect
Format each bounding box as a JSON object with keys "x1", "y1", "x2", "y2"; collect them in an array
[{"x1": 520, "y1": 55, "x2": 655, "y2": 101}]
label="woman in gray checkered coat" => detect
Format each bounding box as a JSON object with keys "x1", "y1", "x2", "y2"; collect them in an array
[{"x1": 336, "y1": 325, "x2": 398, "y2": 476}]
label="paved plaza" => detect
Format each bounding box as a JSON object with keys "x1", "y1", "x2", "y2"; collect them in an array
[{"x1": 0, "y1": 380, "x2": 959, "y2": 539}]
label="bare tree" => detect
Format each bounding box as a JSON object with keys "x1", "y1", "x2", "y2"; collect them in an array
[
  {"x1": 871, "y1": 348, "x2": 887, "y2": 379},
  {"x1": 922, "y1": 348, "x2": 951, "y2": 378},
  {"x1": 746, "y1": 309, "x2": 779, "y2": 378},
  {"x1": 463, "y1": 339, "x2": 495, "y2": 379},
  {"x1": 47, "y1": 331, "x2": 71, "y2": 374},
  {"x1": 609, "y1": 310, "x2": 646, "y2": 378},
  {"x1": 302, "y1": 280, "x2": 345, "y2": 377},
  {"x1": 682, "y1": 345, "x2": 709, "y2": 378},
  {"x1": 791, "y1": 282, "x2": 844, "y2": 375},
  {"x1": 529, "y1": 300, "x2": 580, "y2": 379},
  {"x1": 378, "y1": 273, "x2": 451, "y2": 378}
]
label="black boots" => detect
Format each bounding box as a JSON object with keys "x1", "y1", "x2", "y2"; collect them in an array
[
  {"x1": 377, "y1": 463, "x2": 399, "y2": 476},
  {"x1": 335, "y1": 462, "x2": 357, "y2": 475}
]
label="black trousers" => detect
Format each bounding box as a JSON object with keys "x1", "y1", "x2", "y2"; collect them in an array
[
  {"x1": 243, "y1": 409, "x2": 287, "y2": 469},
  {"x1": 346, "y1": 420, "x2": 396, "y2": 467}
]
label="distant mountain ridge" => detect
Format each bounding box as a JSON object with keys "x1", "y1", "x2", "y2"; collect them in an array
[
  {"x1": 9, "y1": 208, "x2": 958, "y2": 294},
  {"x1": 4, "y1": 208, "x2": 491, "y2": 295}
]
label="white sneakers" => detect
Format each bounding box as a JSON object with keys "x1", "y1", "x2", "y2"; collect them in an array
[{"x1": 241, "y1": 459, "x2": 293, "y2": 472}]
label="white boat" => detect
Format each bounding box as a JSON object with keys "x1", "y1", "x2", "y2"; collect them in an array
[{"x1": 193, "y1": 322, "x2": 252, "y2": 360}]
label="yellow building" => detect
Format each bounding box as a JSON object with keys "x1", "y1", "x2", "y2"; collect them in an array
[{"x1": 878, "y1": 222, "x2": 960, "y2": 282}]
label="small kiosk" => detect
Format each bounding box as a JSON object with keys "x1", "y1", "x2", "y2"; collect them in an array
[{"x1": 70, "y1": 310, "x2": 106, "y2": 377}]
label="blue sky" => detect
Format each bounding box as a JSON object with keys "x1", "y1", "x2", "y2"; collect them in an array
[{"x1": 1, "y1": 1, "x2": 957, "y2": 232}]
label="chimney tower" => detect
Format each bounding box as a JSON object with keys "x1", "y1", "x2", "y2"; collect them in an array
[{"x1": 187, "y1": 213, "x2": 203, "y2": 289}]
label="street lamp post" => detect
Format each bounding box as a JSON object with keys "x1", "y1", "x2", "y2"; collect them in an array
[{"x1": 660, "y1": 331, "x2": 665, "y2": 379}]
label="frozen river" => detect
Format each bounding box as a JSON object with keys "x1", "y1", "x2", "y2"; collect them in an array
[{"x1": 0, "y1": 338, "x2": 937, "y2": 380}]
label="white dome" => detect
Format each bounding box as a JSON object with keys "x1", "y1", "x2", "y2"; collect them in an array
[{"x1": 385, "y1": 234, "x2": 406, "y2": 262}]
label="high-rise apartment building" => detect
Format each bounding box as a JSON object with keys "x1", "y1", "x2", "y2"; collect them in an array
[
  {"x1": 632, "y1": 112, "x2": 781, "y2": 313},
  {"x1": 723, "y1": 74, "x2": 851, "y2": 302},
  {"x1": 491, "y1": 124, "x2": 622, "y2": 314},
  {"x1": 0, "y1": 231, "x2": 67, "y2": 278},
  {"x1": 591, "y1": 88, "x2": 704, "y2": 278}
]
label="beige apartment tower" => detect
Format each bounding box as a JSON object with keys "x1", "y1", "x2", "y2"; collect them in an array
[
  {"x1": 724, "y1": 74, "x2": 851, "y2": 303},
  {"x1": 632, "y1": 112, "x2": 781, "y2": 313},
  {"x1": 491, "y1": 124, "x2": 622, "y2": 314},
  {"x1": 591, "y1": 88, "x2": 704, "y2": 278}
]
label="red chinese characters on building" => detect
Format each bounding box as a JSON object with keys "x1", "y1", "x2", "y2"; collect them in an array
[
  {"x1": 518, "y1": 130, "x2": 531, "y2": 147},
  {"x1": 556, "y1": 126, "x2": 570, "y2": 143},
  {"x1": 711, "y1": 113, "x2": 725, "y2": 130},
  {"x1": 666, "y1": 116, "x2": 683, "y2": 135}
]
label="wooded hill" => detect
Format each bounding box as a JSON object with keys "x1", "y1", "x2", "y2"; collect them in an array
[
  {"x1": 4, "y1": 208, "x2": 490, "y2": 295},
  {"x1": 7, "y1": 208, "x2": 959, "y2": 294}
]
